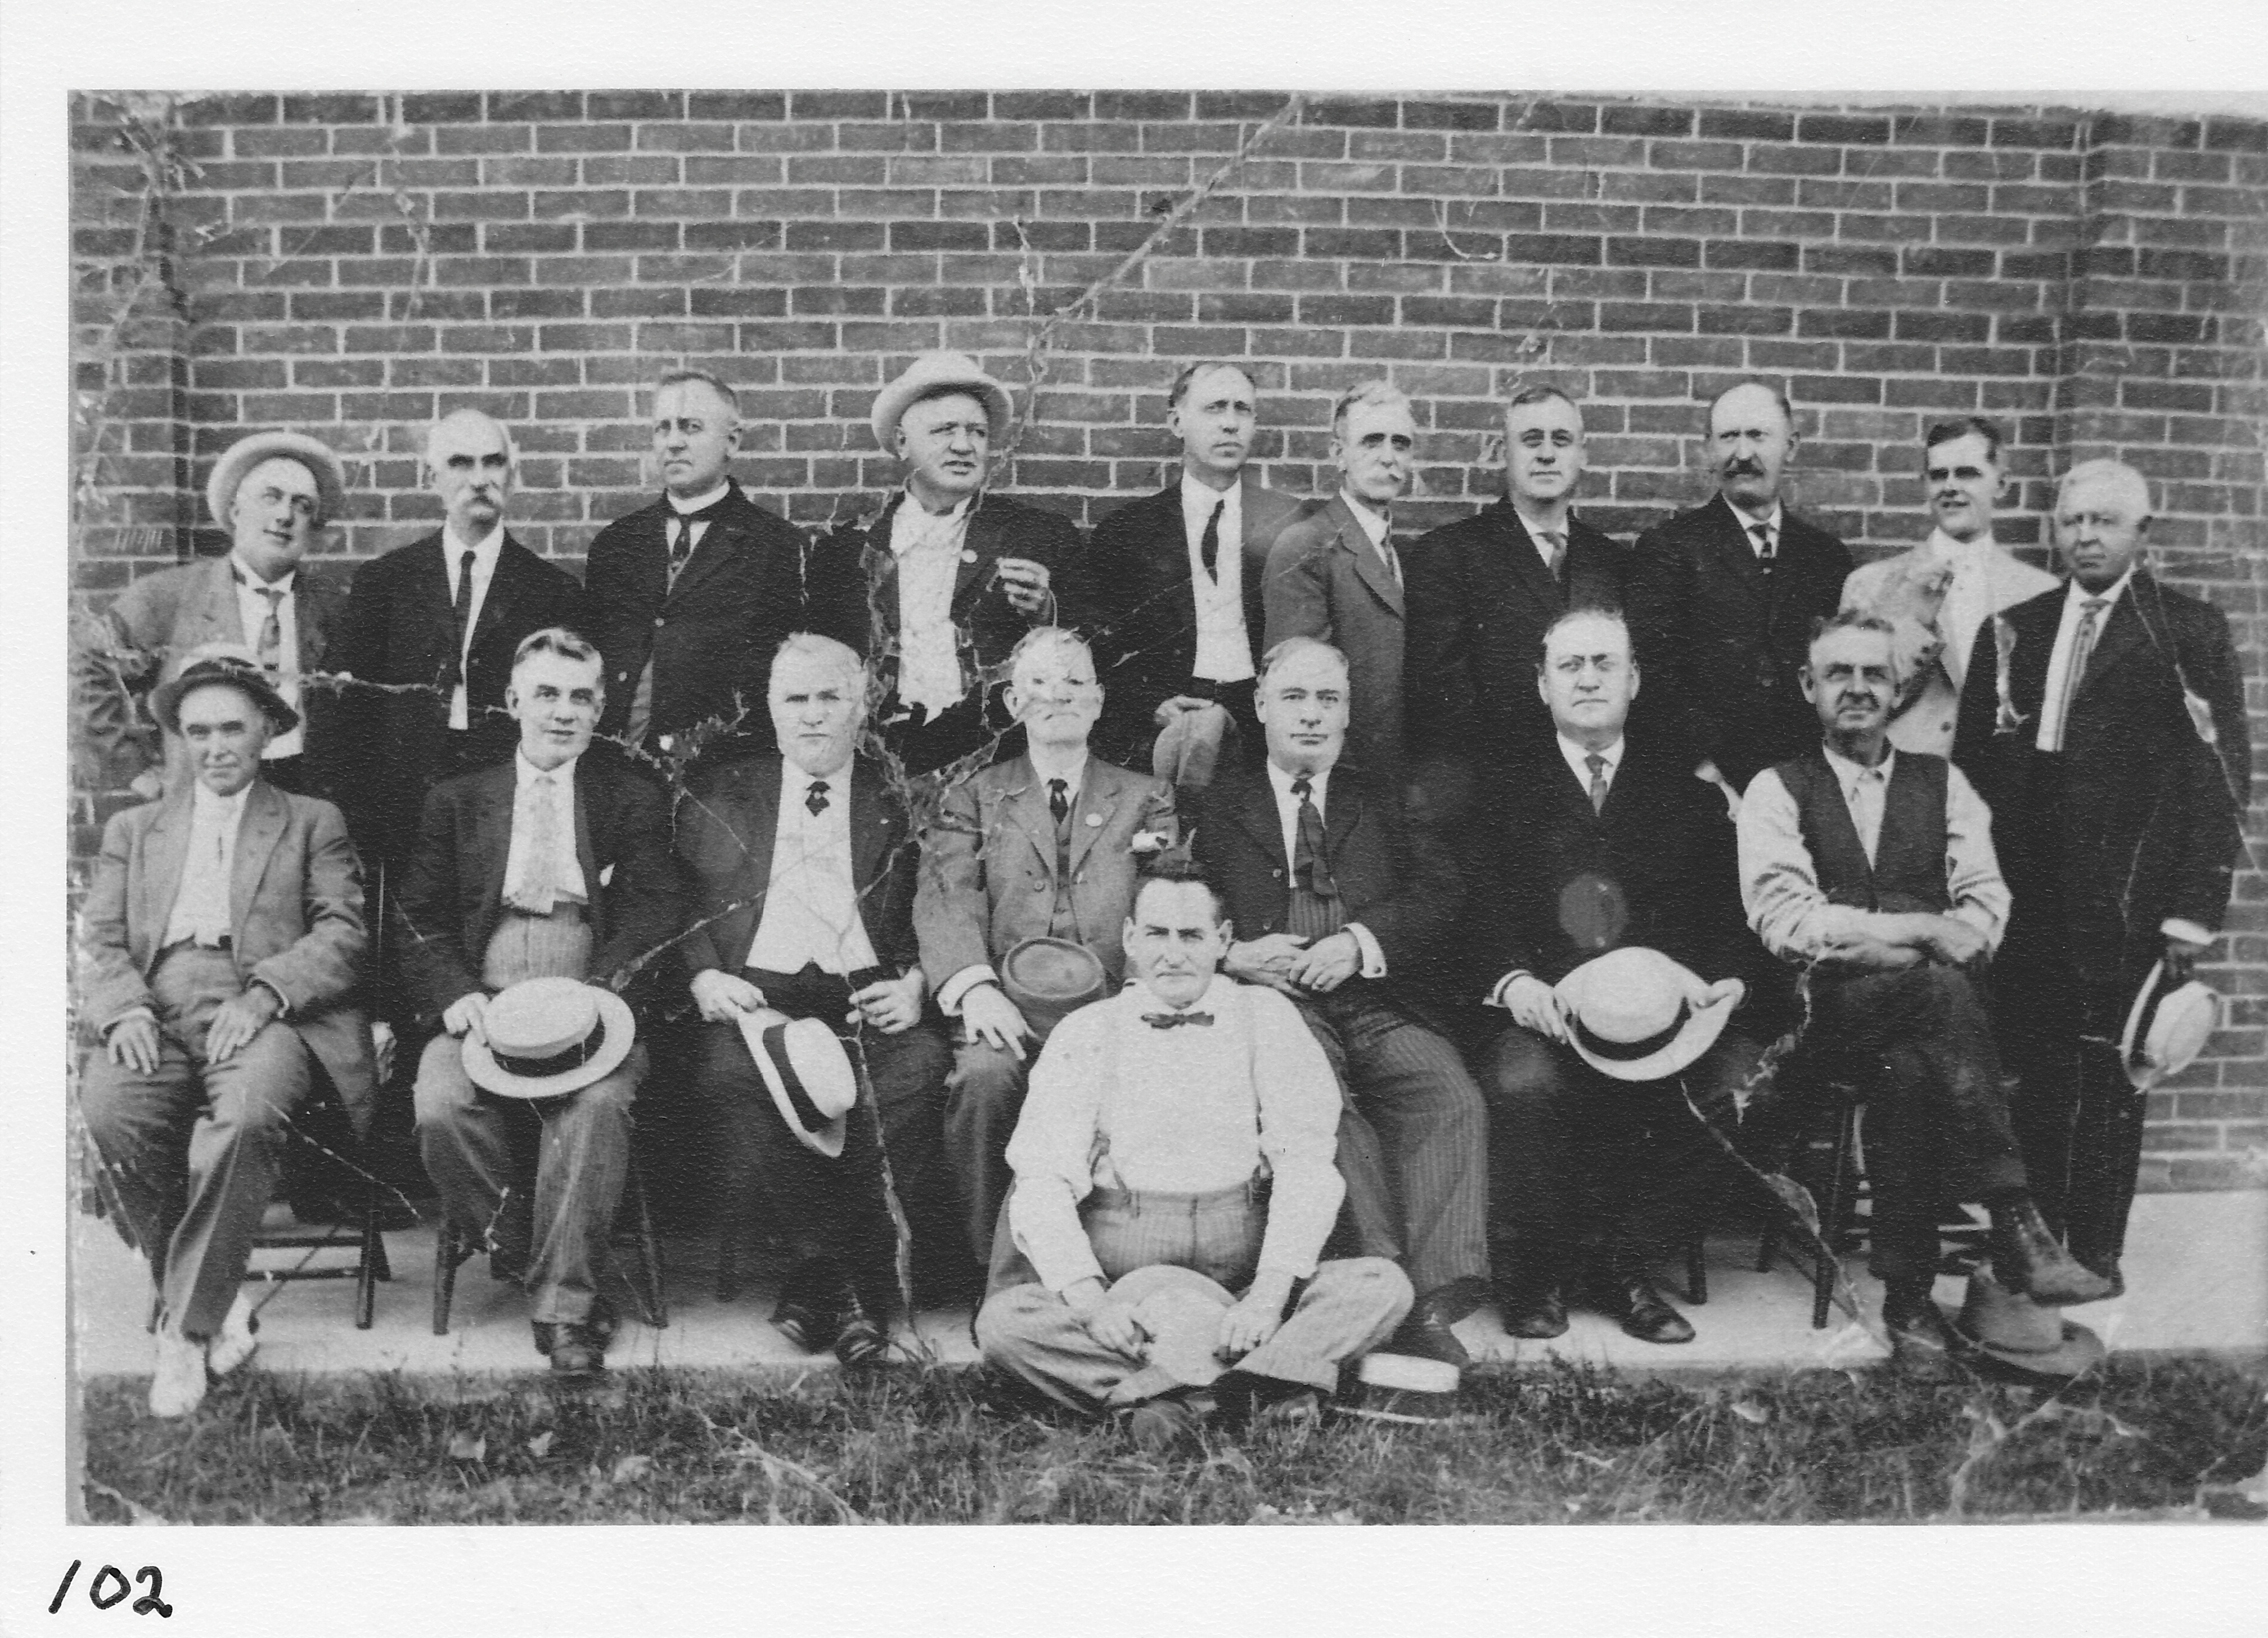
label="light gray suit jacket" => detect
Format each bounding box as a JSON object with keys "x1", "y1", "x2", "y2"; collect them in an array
[
  {"x1": 1261, "y1": 493, "x2": 1408, "y2": 786},
  {"x1": 79, "y1": 780, "x2": 377, "y2": 1132},
  {"x1": 1842, "y1": 539, "x2": 2058, "y2": 756}
]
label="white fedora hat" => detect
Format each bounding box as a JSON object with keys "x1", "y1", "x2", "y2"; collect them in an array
[
  {"x1": 735, "y1": 1006, "x2": 860, "y2": 1158},
  {"x1": 462, "y1": 976, "x2": 636, "y2": 1099},
  {"x1": 869, "y1": 350, "x2": 1014, "y2": 452},
  {"x1": 1556, "y1": 946, "x2": 1735, "y2": 1083},
  {"x1": 2117, "y1": 959, "x2": 2221, "y2": 1091},
  {"x1": 206, "y1": 429, "x2": 346, "y2": 529}
]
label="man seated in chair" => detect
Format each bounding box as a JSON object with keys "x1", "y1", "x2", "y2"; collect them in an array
[
  {"x1": 77, "y1": 651, "x2": 376, "y2": 1416},
  {"x1": 1736, "y1": 612, "x2": 2113, "y2": 1365},
  {"x1": 914, "y1": 626, "x2": 1177, "y2": 1266},
  {"x1": 676, "y1": 633, "x2": 952, "y2": 1364},
  {"x1": 398, "y1": 626, "x2": 681, "y2": 1380},
  {"x1": 1468, "y1": 606, "x2": 1766, "y2": 1346},
  {"x1": 976, "y1": 861, "x2": 1413, "y2": 1448}
]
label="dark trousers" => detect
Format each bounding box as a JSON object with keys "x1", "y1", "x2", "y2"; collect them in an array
[
  {"x1": 694, "y1": 963, "x2": 951, "y2": 1310},
  {"x1": 1300, "y1": 985, "x2": 1490, "y2": 1311},
  {"x1": 1484, "y1": 1025, "x2": 1765, "y2": 1288},
  {"x1": 1794, "y1": 963, "x2": 2028, "y2": 1287}
]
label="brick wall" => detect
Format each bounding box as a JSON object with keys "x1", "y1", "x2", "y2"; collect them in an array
[{"x1": 68, "y1": 90, "x2": 2268, "y2": 1189}]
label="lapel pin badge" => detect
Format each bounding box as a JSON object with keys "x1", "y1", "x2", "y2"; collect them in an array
[
  {"x1": 1085, "y1": 813, "x2": 1103, "y2": 827},
  {"x1": 961, "y1": 550, "x2": 978, "y2": 564}
]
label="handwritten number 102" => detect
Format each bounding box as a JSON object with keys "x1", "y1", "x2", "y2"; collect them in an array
[{"x1": 48, "y1": 1562, "x2": 173, "y2": 1618}]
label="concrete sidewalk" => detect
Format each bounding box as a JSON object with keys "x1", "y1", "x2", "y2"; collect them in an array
[{"x1": 71, "y1": 1190, "x2": 2267, "y2": 1384}]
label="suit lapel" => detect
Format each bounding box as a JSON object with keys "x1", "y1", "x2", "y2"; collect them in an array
[
  {"x1": 1707, "y1": 496, "x2": 1767, "y2": 598},
  {"x1": 1232, "y1": 767, "x2": 1287, "y2": 865},
  {"x1": 740, "y1": 758, "x2": 785, "y2": 898},
  {"x1": 1321, "y1": 771, "x2": 1362, "y2": 865},
  {"x1": 1338, "y1": 497, "x2": 1405, "y2": 618},
  {"x1": 1068, "y1": 761, "x2": 1127, "y2": 873},
  {"x1": 2009, "y1": 594, "x2": 2060, "y2": 718},
  {"x1": 668, "y1": 491, "x2": 745, "y2": 605},
  {"x1": 951, "y1": 496, "x2": 997, "y2": 614},
  {"x1": 570, "y1": 763, "x2": 602, "y2": 922},
  {"x1": 228, "y1": 781, "x2": 286, "y2": 936},
  {"x1": 848, "y1": 760, "x2": 892, "y2": 894},
  {"x1": 136, "y1": 792, "x2": 197, "y2": 972},
  {"x1": 864, "y1": 493, "x2": 908, "y2": 637},
  {"x1": 468, "y1": 538, "x2": 524, "y2": 655},
  {"x1": 297, "y1": 563, "x2": 340, "y2": 670},
  {"x1": 1001, "y1": 757, "x2": 1058, "y2": 876},
  {"x1": 191, "y1": 556, "x2": 246, "y2": 647},
  {"x1": 472, "y1": 764, "x2": 517, "y2": 917},
  {"x1": 2078, "y1": 588, "x2": 2146, "y2": 697},
  {"x1": 1493, "y1": 504, "x2": 1563, "y2": 612}
]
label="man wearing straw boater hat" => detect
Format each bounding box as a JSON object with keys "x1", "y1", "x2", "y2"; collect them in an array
[
  {"x1": 1739, "y1": 611, "x2": 2113, "y2": 1369},
  {"x1": 1467, "y1": 606, "x2": 1767, "y2": 1346},
  {"x1": 1954, "y1": 458, "x2": 2250, "y2": 1307},
  {"x1": 676, "y1": 633, "x2": 952, "y2": 1364},
  {"x1": 976, "y1": 860, "x2": 1413, "y2": 1449},
  {"x1": 73, "y1": 429, "x2": 352, "y2": 802},
  {"x1": 76, "y1": 650, "x2": 376, "y2": 1416},
  {"x1": 803, "y1": 350, "x2": 1078, "y2": 777},
  {"x1": 399, "y1": 626, "x2": 680, "y2": 1380},
  {"x1": 912, "y1": 627, "x2": 1178, "y2": 1263}
]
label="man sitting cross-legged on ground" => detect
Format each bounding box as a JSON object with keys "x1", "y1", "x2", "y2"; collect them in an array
[
  {"x1": 400, "y1": 626, "x2": 681, "y2": 1381},
  {"x1": 976, "y1": 861, "x2": 1414, "y2": 1448},
  {"x1": 79, "y1": 650, "x2": 377, "y2": 1416},
  {"x1": 1736, "y1": 612, "x2": 2113, "y2": 1366}
]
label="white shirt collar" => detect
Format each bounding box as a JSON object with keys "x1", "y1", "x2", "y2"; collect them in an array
[
  {"x1": 444, "y1": 521, "x2": 505, "y2": 561},
  {"x1": 1926, "y1": 527, "x2": 1994, "y2": 563},
  {"x1": 228, "y1": 551, "x2": 296, "y2": 594},
  {"x1": 191, "y1": 779, "x2": 251, "y2": 826},
  {"x1": 785, "y1": 755, "x2": 852, "y2": 792},
  {"x1": 515, "y1": 748, "x2": 579, "y2": 786},
  {"x1": 1726, "y1": 496, "x2": 1784, "y2": 539},
  {"x1": 667, "y1": 479, "x2": 732, "y2": 515},
  {"x1": 1557, "y1": 732, "x2": 1624, "y2": 784},
  {"x1": 1126, "y1": 972, "x2": 1230, "y2": 1015},
  {"x1": 1181, "y1": 470, "x2": 1241, "y2": 519},
  {"x1": 2065, "y1": 568, "x2": 2134, "y2": 610},
  {"x1": 1338, "y1": 489, "x2": 1391, "y2": 547},
  {"x1": 1266, "y1": 758, "x2": 1330, "y2": 802},
  {"x1": 1028, "y1": 745, "x2": 1090, "y2": 793},
  {"x1": 1822, "y1": 741, "x2": 1895, "y2": 788}
]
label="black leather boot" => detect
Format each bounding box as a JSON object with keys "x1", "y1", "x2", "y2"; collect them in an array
[{"x1": 1988, "y1": 1198, "x2": 2116, "y2": 1306}]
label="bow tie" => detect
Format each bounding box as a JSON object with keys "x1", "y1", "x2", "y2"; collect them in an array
[{"x1": 1141, "y1": 1011, "x2": 1214, "y2": 1029}]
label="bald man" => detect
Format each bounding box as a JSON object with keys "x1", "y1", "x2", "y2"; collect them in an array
[{"x1": 330, "y1": 408, "x2": 587, "y2": 874}]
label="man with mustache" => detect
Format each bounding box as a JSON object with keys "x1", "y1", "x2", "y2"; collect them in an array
[
  {"x1": 1627, "y1": 381, "x2": 1853, "y2": 807},
  {"x1": 1839, "y1": 417, "x2": 2057, "y2": 756},
  {"x1": 1739, "y1": 613, "x2": 2111, "y2": 1365}
]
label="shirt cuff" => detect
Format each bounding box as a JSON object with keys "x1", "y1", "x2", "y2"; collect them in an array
[
  {"x1": 1487, "y1": 969, "x2": 1533, "y2": 1009},
  {"x1": 100, "y1": 1006, "x2": 157, "y2": 1039},
  {"x1": 1345, "y1": 922, "x2": 1385, "y2": 978},
  {"x1": 937, "y1": 966, "x2": 998, "y2": 1017},
  {"x1": 1948, "y1": 904, "x2": 1997, "y2": 939},
  {"x1": 2162, "y1": 919, "x2": 2215, "y2": 948},
  {"x1": 249, "y1": 976, "x2": 292, "y2": 1019}
]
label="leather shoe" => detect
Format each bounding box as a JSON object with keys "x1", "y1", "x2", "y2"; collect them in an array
[
  {"x1": 1389, "y1": 1304, "x2": 1471, "y2": 1369},
  {"x1": 832, "y1": 1297, "x2": 890, "y2": 1367},
  {"x1": 1495, "y1": 1280, "x2": 1569, "y2": 1340},
  {"x1": 205, "y1": 1290, "x2": 260, "y2": 1378},
  {"x1": 547, "y1": 1323, "x2": 608, "y2": 1382},
  {"x1": 1882, "y1": 1288, "x2": 1961, "y2": 1372},
  {"x1": 772, "y1": 1295, "x2": 845, "y2": 1355},
  {"x1": 1115, "y1": 1392, "x2": 1212, "y2": 1454},
  {"x1": 1593, "y1": 1274, "x2": 1696, "y2": 1345},
  {"x1": 1988, "y1": 1198, "x2": 2115, "y2": 1306}
]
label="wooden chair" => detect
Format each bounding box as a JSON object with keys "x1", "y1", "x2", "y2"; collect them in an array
[{"x1": 430, "y1": 1155, "x2": 668, "y2": 1335}]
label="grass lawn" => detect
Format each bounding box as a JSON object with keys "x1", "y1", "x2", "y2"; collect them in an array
[{"x1": 79, "y1": 1353, "x2": 2266, "y2": 1524}]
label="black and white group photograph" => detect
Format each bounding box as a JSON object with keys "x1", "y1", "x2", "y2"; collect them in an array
[{"x1": 9, "y1": 0, "x2": 2268, "y2": 1629}]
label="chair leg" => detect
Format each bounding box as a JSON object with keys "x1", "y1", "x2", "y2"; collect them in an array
[
  {"x1": 432, "y1": 1218, "x2": 458, "y2": 1336},
  {"x1": 1756, "y1": 1217, "x2": 1778, "y2": 1275},
  {"x1": 631, "y1": 1164, "x2": 667, "y2": 1330},
  {"x1": 1811, "y1": 1102, "x2": 1860, "y2": 1330},
  {"x1": 1685, "y1": 1230, "x2": 1709, "y2": 1306},
  {"x1": 356, "y1": 1179, "x2": 381, "y2": 1330}
]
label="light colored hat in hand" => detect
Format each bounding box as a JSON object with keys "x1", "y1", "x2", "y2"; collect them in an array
[
  {"x1": 1556, "y1": 946, "x2": 1736, "y2": 1083},
  {"x1": 462, "y1": 976, "x2": 636, "y2": 1099},
  {"x1": 2117, "y1": 959, "x2": 2221, "y2": 1091},
  {"x1": 869, "y1": 350, "x2": 1014, "y2": 451},
  {"x1": 206, "y1": 429, "x2": 346, "y2": 529},
  {"x1": 1152, "y1": 701, "x2": 1239, "y2": 793},
  {"x1": 1950, "y1": 1268, "x2": 2107, "y2": 1384},
  {"x1": 736, "y1": 1006, "x2": 860, "y2": 1158},
  {"x1": 150, "y1": 645, "x2": 300, "y2": 736}
]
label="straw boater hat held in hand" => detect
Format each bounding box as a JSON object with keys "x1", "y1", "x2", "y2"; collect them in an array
[
  {"x1": 735, "y1": 1006, "x2": 861, "y2": 1158},
  {"x1": 462, "y1": 976, "x2": 637, "y2": 1099},
  {"x1": 869, "y1": 350, "x2": 1014, "y2": 451},
  {"x1": 1555, "y1": 946, "x2": 1736, "y2": 1083},
  {"x1": 206, "y1": 429, "x2": 346, "y2": 529},
  {"x1": 2118, "y1": 958, "x2": 2222, "y2": 1091}
]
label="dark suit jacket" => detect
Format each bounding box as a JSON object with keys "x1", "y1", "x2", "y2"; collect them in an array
[
  {"x1": 1405, "y1": 500, "x2": 1628, "y2": 780},
  {"x1": 328, "y1": 531, "x2": 588, "y2": 862},
  {"x1": 673, "y1": 754, "x2": 921, "y2": 982},
  {"x1": 71, "y1": 554, "x2": 353, "y2": 797},
  {"x1": 79, "y1": 781, "x2": 378, "y2": 1131},
  {"x1": 1189, "y1": 757, "x2": 1461, "y2": 1024},
  {"x1": 394, "y1": 754, "x2": 681, "y2": 1025},
  {"x1": 1625, "y1": 494, "x2": 1853, "y2": 794},
  {"x1": 1263, "y1": 494, "x2": 1410, "y2": 789},
  {"x1": 582, "y1": 480, "x2": 815, "y2": 755},
  {"x1": 1462, "y1": 735, "x2": 1757, "y2": 1000},
  {"x1": 803, "y1": 489, "x2": 1083, "y2": 714},
  {"x1": 1952, "y1": 573, "x2": 2251, "y2": 1012},
  {"x1": 1082, "y1": 473, "x2": 1311, "y2": 767}
]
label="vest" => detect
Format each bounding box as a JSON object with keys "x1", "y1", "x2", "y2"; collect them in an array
[{"x1": 1778, "y1": 747, "x2": 1952, "y2": 915}]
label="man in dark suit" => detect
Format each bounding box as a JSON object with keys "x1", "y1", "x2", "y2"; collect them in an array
[
  {"x1": 399, "y1": 627, "x2": 680, "y2": 1379},
  {"x1": 1465, "y1": 608, "x2": 1765, "y2": 1344},
  {"x1": 1262, "y1": 381, "x2": 1420, "y2": 794},
  {"x1": 1406, "y1": 385, "x2": 1627, "y2": 794},
  {"x1": 328, "y1": 408, "x2": 588, "y2": 872},
  {"x1": 1954, "y1": 458, "x2": 2251, "y2": 1296},
  {"x1": 73, "y1": 430, "x2": 353, "y2": 802},
  {"x1": 77, "y1": 654, "x2": 376, "y2": 1416},
  {"x1": 1626, "y1": 380, "x2": 1854, "y2": 804},
  {"x1": 803, "y1": 351, "x2": 1077, "y2": 778},
  {"x1": 1083, "y1": 361, "x2": 1310, "y2": 774},
  {"x1": 582, "y1": 369, "x2": 817, "y2": 766},
  {"x1": 1190, "y1": 636, "x2": 1490, "y2": 1375},
  {"x1": 676, "y1": 634, "x2": 953, "y2": 1363}
]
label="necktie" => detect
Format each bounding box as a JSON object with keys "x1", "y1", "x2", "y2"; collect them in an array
[
  {"x1": 1376, "y1": 534, "x2": 1402, "y2": 590},
  {"x1": 806, "y1": 779, "x2": 831, "y2": 817},
  {"x1": 251, "y1": 585, "x2": 284, "y2": 672},
  {"x1": 1585, "y1": 751, "x2": 1609, "y2": 814},
  {"x1": 1750, "y1": 521, "x2": 1775, "y2": 570},
  {"x1": 1290, "y1": 776, "x2": 1338, "y2": 898},
  {"x1": 1047, "y1": 777, "x2": 1069, "y2": 826},
  {"x1": 667, "y1": 501, "x2": 724, "y2": 589},
  {"x1": 445, "y1": 548, "x2": 476, "y2": 693},
  {"x1": 1141, "y1": 1011, "x2": 1215, "y2": 1029},
  {"x1": 1537, "y1": 529, "x2": 1567, "y2": 590},
  {"x1": 2053, "y1": 598, "x2": 2110, "y2": 747},
  {"x1": 511, "y1": 772, "x2": 560, "y2": 914},
  {"x1": 1199, "y1": 499, "x2": 1225, "y2": 581}
]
